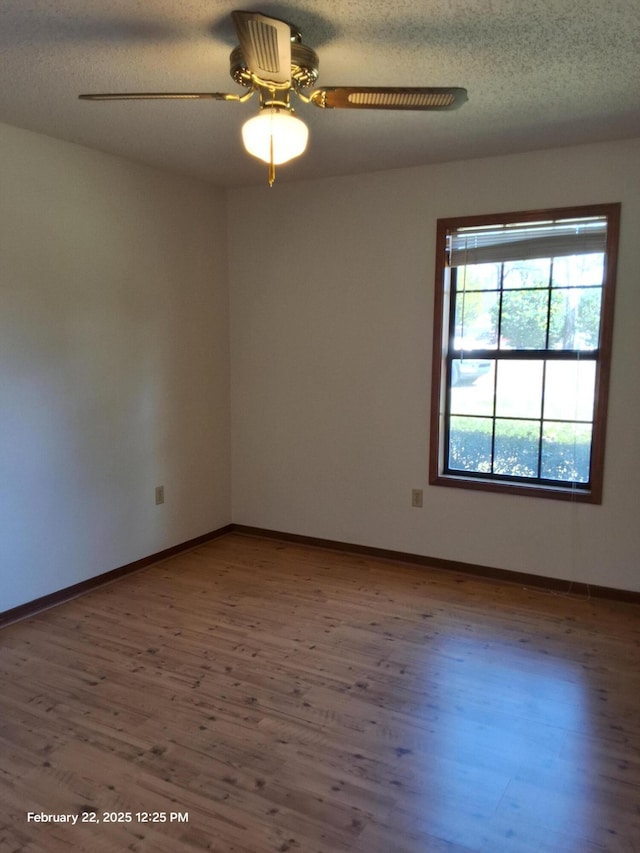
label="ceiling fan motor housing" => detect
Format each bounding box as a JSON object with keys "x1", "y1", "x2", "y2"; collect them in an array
[{"x1": 229, "y1": 42, "x2": 319, "y2": 90}]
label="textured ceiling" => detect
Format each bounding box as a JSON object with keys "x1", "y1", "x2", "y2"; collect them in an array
[{"x1": 1, "y1": 0, "x2": 639, "y2": 188}]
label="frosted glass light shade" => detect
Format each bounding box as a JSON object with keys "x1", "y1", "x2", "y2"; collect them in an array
[{"x1": 242, "y1": 108, "x2": 309, "y2": 165}]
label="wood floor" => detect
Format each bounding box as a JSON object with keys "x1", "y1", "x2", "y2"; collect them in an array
[{"x1": 1, "y1": 534, "x2": 639, "y2": 853}]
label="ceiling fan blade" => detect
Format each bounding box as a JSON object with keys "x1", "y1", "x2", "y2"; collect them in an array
[
  {"x1": 231, "y1": 10, "x2": 292, "y2": 86},
  {"x1": 310, "y1": 86, "x2": 468, "y2": 111},
  {"x1": 79, "y1": 92, "x2": 240, "y2": 101}
]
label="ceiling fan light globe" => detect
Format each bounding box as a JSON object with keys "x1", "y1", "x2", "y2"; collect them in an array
[{"x1": 242, "y1": 109, "x2": 308, "y2": 165}]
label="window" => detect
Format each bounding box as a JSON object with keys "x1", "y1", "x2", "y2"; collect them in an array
[{"x1": 429, "y1": 204, "x2": 620, "y2": 503}]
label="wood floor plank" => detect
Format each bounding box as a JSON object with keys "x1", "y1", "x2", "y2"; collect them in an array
[{"x1": 1, "y1": 532, "x2": 639, "y2": 851}]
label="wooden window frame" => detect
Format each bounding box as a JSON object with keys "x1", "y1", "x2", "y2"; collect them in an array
[{"x1": 429, "y1": 203, "x2": 621, "y2": 504}]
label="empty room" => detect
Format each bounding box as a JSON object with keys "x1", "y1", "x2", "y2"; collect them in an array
[{"x1": 1, "y1": 2, "x2": 639, "y2": 851}]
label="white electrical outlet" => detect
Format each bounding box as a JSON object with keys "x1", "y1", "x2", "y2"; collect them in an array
[
  {"x1": 411, "y1": 488, "x2": 423, "y2": 508},
  {"x1": 155, "y1": 485, "x2": 165, "y2": 505}
]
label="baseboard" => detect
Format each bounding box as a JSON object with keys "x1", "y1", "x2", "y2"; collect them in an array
[
  {"x1": 4, "y1": 521, "x2": 637, "y2": 629},
  {"x1": 230, "y1": 524, "x2": 640, "y2": 605},
  {"x1": 0, "y1": 525, "x2": 234, "y2": 629}
]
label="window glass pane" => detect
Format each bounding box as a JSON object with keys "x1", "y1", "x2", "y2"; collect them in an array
[
  {"x1": 454, "y1": 290, "x2": 499, "y2": 349},
  {"x1": 544, "y1": 361, "x2": 596, "y2": 421},
  {"x1": 493, "y1": 419, "x2": 540, "y2": 478},
  {"x1": 450, "y1": 361, "x2": 495, "y2": 416},
  {"x1": 496, "y1": 361, "x2": 543, "y2": 418},
  {"x1": 548, "y1": 288, "x2": 602, "y2": 350},
  {"x1": 541, "y1": 422, "x2": 592, "y2": 482},
  {"x1": 503, "y1": 258, "x2": 551, "y2": 289},
  {"x1": 448, "y1": 416, "x2": 492, "y2": 473},
  {"x1": 552, "y1": 253, "x2": 604, "y2": 288},
  {"x1": 457, "y1": 263, "x2": 501, "y2": 291},
  {"x1": 499, "y1": 290, "x2": 549, "y2": 349}
]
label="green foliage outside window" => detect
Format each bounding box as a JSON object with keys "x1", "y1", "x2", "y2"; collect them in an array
[
  {"x1": 455, "y1": 257, "x2": 603, "y2": 350},
  {"x1": 449, "y1": 417, "x2": 592, "y2": 482}
]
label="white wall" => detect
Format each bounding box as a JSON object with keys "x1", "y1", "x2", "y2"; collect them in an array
[
  {"x1": 0, "y1": 123, "x2": 231, "y2": 612},
  {"x1": 229, "y1": 139, "x2": 640, "y2": 592},
  {"x1": 3, "y1": 130, "x2": 637, "y2": 611}
]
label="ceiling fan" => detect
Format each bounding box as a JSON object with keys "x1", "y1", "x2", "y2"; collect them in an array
[{"x1": 80, "y1": 9, "x2": 468, "y2": 186}]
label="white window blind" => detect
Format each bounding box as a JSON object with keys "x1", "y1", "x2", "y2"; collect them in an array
[{"x1": 448, "y1": 216, "x2": 608, "y2": 267}]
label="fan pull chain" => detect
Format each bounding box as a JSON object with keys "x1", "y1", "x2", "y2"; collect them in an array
[{"x1": 269, "y1": 132, "x2": 275, "y2": 187}]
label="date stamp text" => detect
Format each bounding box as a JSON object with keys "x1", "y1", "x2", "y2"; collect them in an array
[{"x1": 27, "y1": 811, "x2": 189, "y2": 825}]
